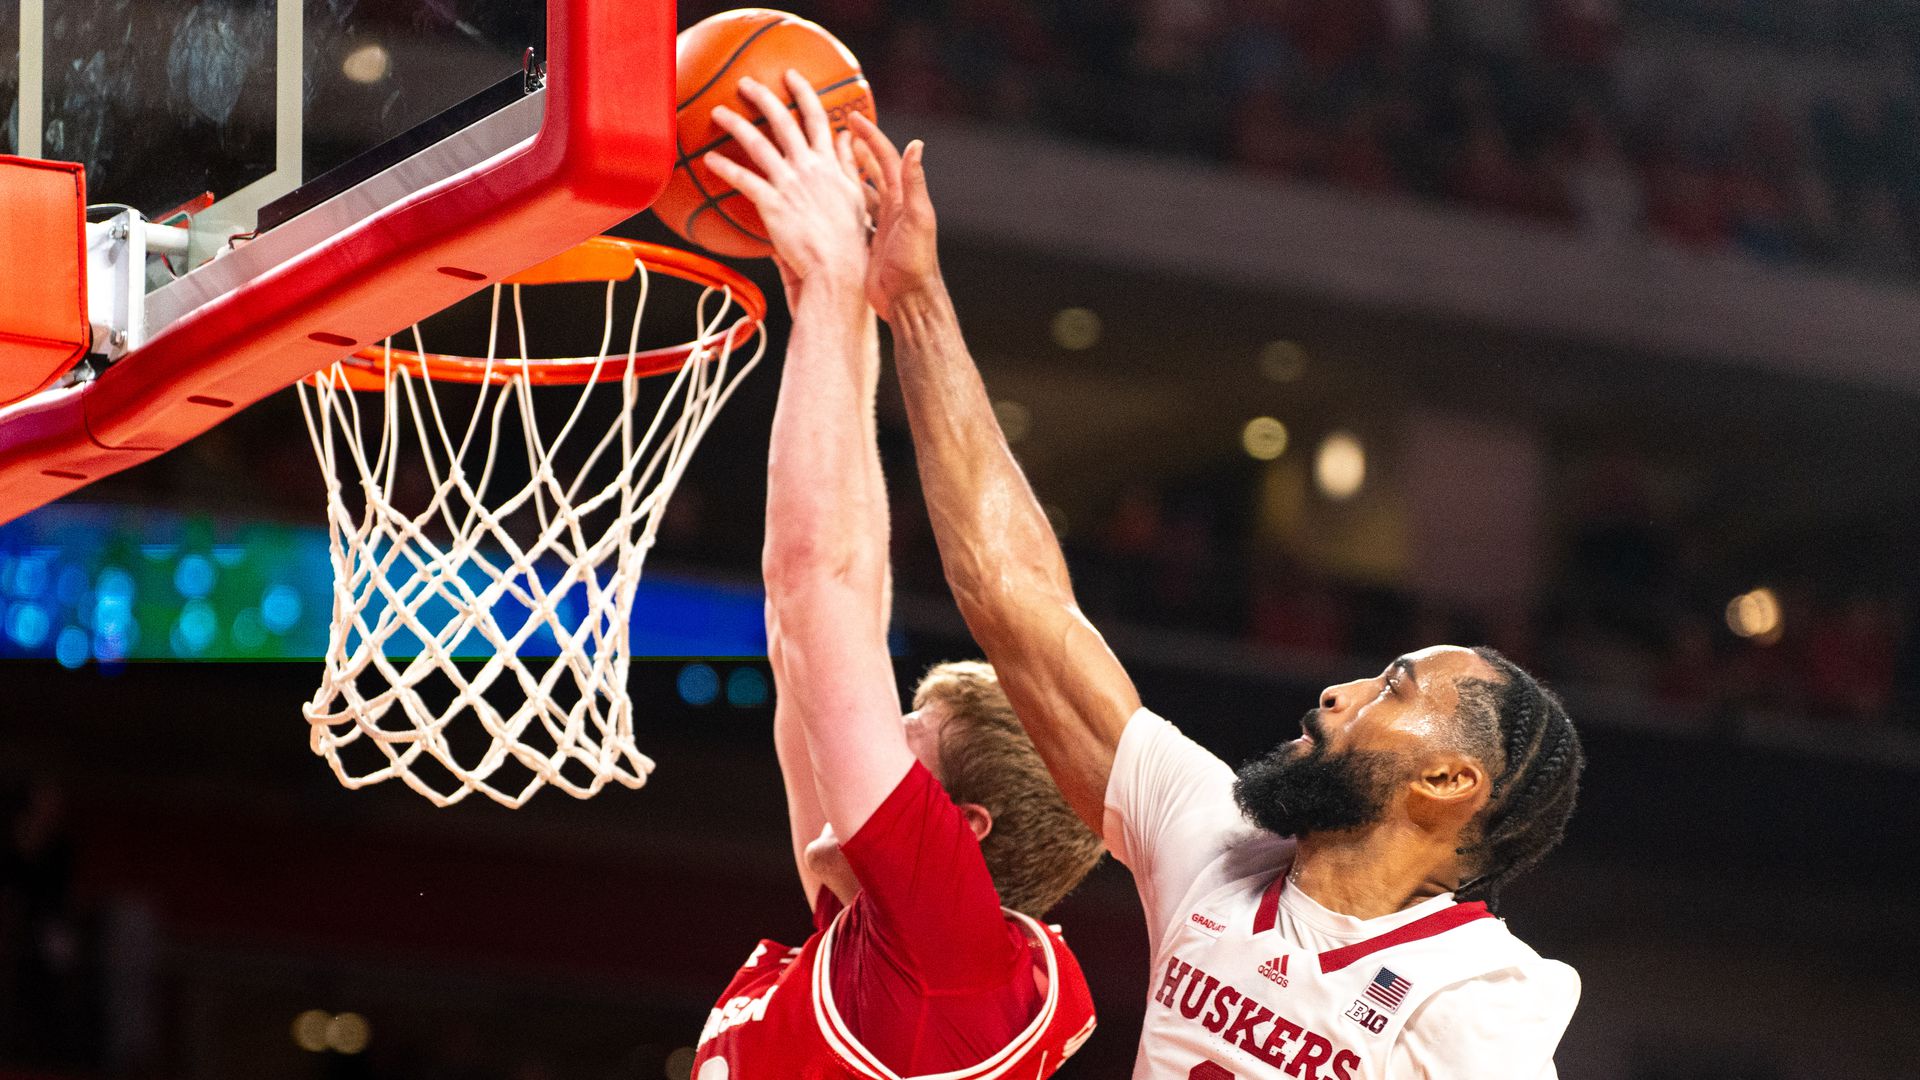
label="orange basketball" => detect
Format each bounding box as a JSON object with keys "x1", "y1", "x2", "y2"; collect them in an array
[{"x1": 658, "y1": 9, "x2": 876, "y2": 259}]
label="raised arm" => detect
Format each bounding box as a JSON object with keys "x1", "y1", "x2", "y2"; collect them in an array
[
  {"x1": 768, "y1": 619, "x2": 829, "y2": 905},
  {"x1": 850, "y1": 117, "x2": 1141, "y2": 836},
  {"x1": 708, "y1": 75, "x2": 913, "y2": 844}
]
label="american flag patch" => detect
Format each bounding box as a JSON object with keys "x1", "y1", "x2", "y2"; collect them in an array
[{"x1": 1364, "y1": 967, "x2": 1411, "y2": 1012}]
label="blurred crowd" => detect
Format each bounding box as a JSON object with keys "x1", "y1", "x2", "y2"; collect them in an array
[
  {"x1": 1045, "y1": 461, "x2": 1917, "y2": 734},
  {"x1": 710, "y1": 0, "x2": 1920, "y2": 279}
]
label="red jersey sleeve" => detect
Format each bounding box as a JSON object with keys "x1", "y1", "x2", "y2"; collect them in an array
[
  {"x1": 821, "y1": 763, "x2": 1049, "y2": 1074},
  {"x1": 812, "y1": 886, "x2": 843, "y2": 934},
  {"x1": 838, "y1": 761, "x2": 1024, "y2": 990}
]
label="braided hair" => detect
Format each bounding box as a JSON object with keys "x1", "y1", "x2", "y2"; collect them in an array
[{"x1": 1450, "y1": 647, "x2": 1584, "y2": 909}]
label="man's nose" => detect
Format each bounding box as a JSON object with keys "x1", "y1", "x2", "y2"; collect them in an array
[{"x1": 1319, "y1": 679, "x2": 1367, "y2": 713}]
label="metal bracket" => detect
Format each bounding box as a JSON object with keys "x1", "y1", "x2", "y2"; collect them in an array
[{"x1": 84, "y1": 211, "x2": 191, "y2": 362}]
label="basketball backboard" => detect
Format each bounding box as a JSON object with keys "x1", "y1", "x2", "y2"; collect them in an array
[
  {"x1": 0, "y1": 0, "x2": 677, "y2": 524},
  {"x1": 8, "y1": 0, "x2": 549, "y2": 264}
]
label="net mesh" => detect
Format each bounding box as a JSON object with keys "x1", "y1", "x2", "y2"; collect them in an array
[{"x1": 297, "y1": 264, "x2": 764, "y2": 807}]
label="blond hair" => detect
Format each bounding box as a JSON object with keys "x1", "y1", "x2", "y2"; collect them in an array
[{"x1": 913, "y1": 661, "x2": 1106, "y2": 917}]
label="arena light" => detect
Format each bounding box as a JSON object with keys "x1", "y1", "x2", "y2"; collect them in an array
[
  {"x1": 1049, "y1": 307, "x2": 1102, "y2": 350},
  {"x1": 1315, "y1": 431, "x2": 1366, "y2": 500},
  {"x1": 342, "y1": 43, "x2": 391, "y2": 84},
  {"x1": 726, "y1": 666, "x2": 770, "y2": 708},
  {"x1": 55, "y1": 626, "x2": 87, "y2": 669},
  {"x1": 1242, "y1": 416, "x2": 1289, "y2": 460},
  {"x1": 174, "y1": 554, "x2": 215, "y2": 598},
  {"x1": 1042, "y1": 503, "x2": 1071, "y2": 540},
  {"x1": 291, "y1": 1010, "x2": 330, "y2": 1053},
  {"x1": 326, "y1": 1012, "x2": 372, "y2": 1055},
  {"x1": 677, "y1": 663, "x2": 721, "y2": 706},
  {"x1": 1726, "y1": 588, "x2": 1783, "y2": 644},
  {"x1": 993, "y1": 399, "x2": 1032, "y2": 443},
  {"x1": 1258, "y1": 340, "x2": 1307, "y2": 382}
]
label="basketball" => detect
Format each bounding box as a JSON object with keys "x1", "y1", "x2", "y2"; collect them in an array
[{"x1": 658, "y1": 9, "x2": 876, "y2": 259}]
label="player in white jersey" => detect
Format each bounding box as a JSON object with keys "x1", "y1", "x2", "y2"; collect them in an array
[{"x1": 847, "y1": 114, "x2": 1586, "y2": 1078}]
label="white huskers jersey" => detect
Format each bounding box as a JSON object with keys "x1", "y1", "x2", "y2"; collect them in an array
[{"x1": 1104, "y1": 710, "x2": 1580, "y2": 1080}]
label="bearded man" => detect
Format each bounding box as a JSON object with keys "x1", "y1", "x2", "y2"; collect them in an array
[{"x1": 848, "y1": 112, "x2": 1585, "y2": 1079}]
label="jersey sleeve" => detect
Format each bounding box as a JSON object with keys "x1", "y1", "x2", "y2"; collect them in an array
[
  {"x1": 1101, "y1": 708, "x2": 1257, "y2": 952},
  {"x1": 838, "y1": 760, "x2": 1021, "y2": 991},
  {"x1": 811, "y1": 886, "x2": 843, "y2": 934},
  {"x1": 1392, "y1": 957, "x2": 1581, "y2": 1079}
]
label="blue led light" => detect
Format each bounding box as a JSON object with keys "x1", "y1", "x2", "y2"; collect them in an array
[
  {"x1": 261, "y1": 584, "x2": 302, "y2": 634},
  {"x1": 6, "y1": 603, "x2": 50, "y2": 648},
  {"x1": 174, "y1": 554, "x2": 216, "y2": 599},
  {"x1": 95, "y1": 567, "x2": 135, "y2": 606},
  {"x1": 11, "y1": 555, "x2": 50, "y2": 599},
  {"x1": 93, "y1": 568, "x2": 135, "y2": 645},
  {"x1": 170, "y1": 600, "x2": 219, "y2": 657},
  {"x1": 725, "y1": 666, "x2": 770, "y2": 708},
  {"x1": 231, "y1": 609, "x2": 267, "y2": 652},
  {"x1": 677, "y1": 663, "x2": 721, "y2": 706},
  {"x1": 55, "y1": 627, "x2": 89, "y2": 669}
]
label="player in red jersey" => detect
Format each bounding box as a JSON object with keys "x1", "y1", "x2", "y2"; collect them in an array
[
  {"x1": 846, "y1": 116, "x2": 1585, "y2": 1077},
  {"x1": 690, "y1": 73, "x2": 1105, "y2": 1080}
]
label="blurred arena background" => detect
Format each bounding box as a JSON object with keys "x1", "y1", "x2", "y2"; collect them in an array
[{"x1": 4, "y1": 0, "x2": 1919, "y2": 1078}]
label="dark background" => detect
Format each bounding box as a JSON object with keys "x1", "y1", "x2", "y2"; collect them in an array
[{"x1": 5, "y1": 1, "x2": 1920, "y2": 1078}]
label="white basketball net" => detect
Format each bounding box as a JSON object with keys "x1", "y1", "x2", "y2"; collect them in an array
[{"x1": 297, "y1": 265, "x2": 764, "y2": 808}]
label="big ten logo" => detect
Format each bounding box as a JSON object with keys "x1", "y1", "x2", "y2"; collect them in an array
[
  {"x1": 826, "y1": 94, "x2": 874, "y2": 127},
  {"x1": 1344, "y1": 1000, "x2": 1388, "y2": 1035}
]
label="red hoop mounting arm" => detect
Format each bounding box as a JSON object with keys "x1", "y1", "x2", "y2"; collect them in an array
[{"x1": 0, "y1": 0, "x2": 678, "y2": 525}]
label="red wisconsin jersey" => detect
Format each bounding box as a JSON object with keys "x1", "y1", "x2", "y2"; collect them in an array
[{"x1": 693, "y1": 907, "x2": 1097, "y2": 1080}]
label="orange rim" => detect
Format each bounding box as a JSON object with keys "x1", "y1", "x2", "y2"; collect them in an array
[{"x1": 320, "y1": 238, "x2": 767, "y2": 390}]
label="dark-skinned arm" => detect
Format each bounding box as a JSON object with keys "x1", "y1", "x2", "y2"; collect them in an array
[{"x1": 851, "y1": 116, "x2": 1141, "y2": 836}]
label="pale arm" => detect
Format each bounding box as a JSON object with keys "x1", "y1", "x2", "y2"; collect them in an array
[
  {"x1": 712, "y1": 75, "x2": 914, "y2": 841},
  {"x1": 769, "y1": 616, "x2": 830, "y2": 906},
  {"x1": 853, "y1": 117, "x2": 1141, "y2": 836}
]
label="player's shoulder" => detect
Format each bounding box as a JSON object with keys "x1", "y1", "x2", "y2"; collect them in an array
[
  {"x1": 1209, "y1": 830, "x2": 1296, "y2": 894},
  {"x1": 1473, "y1": 915, "x2": 1578, "y2": 979},
  {"x1": 1119, "y1": 707, "x2": 1233, "y2": 773},
  {"x1": 1423, "y1": 916, "x2": 1581, "y2": 1018},
  {"x1": 1397, "y1": 941, "x2": 1579, "y2": 1080},
  {"x1": 1166, "y1": 828, "x2": 1294, "y2": 913}
]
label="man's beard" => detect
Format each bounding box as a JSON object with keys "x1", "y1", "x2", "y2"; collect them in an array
[{"x1": 1232, "y1": 710, "x2": 1407, "y2": 839}]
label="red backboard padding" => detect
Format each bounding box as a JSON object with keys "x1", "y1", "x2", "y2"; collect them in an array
[
  {"x1": 0, "y1": 0, "x2": 677, "y2": 524},
  {"x1": 0, "y1": 156, "x2": 89, "y2": 409}
]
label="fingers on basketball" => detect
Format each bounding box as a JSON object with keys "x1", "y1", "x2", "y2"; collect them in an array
[{"x1": 658, "y1": 10, "x2": 877, "y2": 260}]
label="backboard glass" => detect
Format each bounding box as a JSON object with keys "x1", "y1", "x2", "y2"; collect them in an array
[
  {"x1": 5, "y1": 0, "x2": 547, "y2": 261},
  {"x1": 0, "y1": 0, "x2": 677, "y2": 525}
]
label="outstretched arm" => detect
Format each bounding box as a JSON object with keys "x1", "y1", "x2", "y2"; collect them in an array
[
  {"x1": 850, "y1": 116, "x2": 1141, "y2": 836},
  {"x1": 710, "y1": 76, "x2": 913, "y2": 846},
  {"x1": 769, "y1": 622, "x2": 829, "y2": 905},
  {"x1": 768, "y1": 310, "x2": 890, "y2": 908}
]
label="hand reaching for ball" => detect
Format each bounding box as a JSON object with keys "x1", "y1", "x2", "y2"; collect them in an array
[
  {"x1": 847, "y1": 112, "x2": 942, "y2": 324},
  {"x1": 704, "y1": 71, "x2": 872, "y2": 304}
]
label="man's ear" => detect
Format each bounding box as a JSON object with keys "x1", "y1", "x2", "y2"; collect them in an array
[
  {"x1": 958, "y1": 802, "x2": 993, "y2": 842},
  {"x1": 1407, "y1": 754, "x2": 1489, "y2": 828}
]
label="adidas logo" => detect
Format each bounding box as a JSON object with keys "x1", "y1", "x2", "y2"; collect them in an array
[{"x1": 1257, "y1": 954, "x2": 1290, "y2": 987}]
